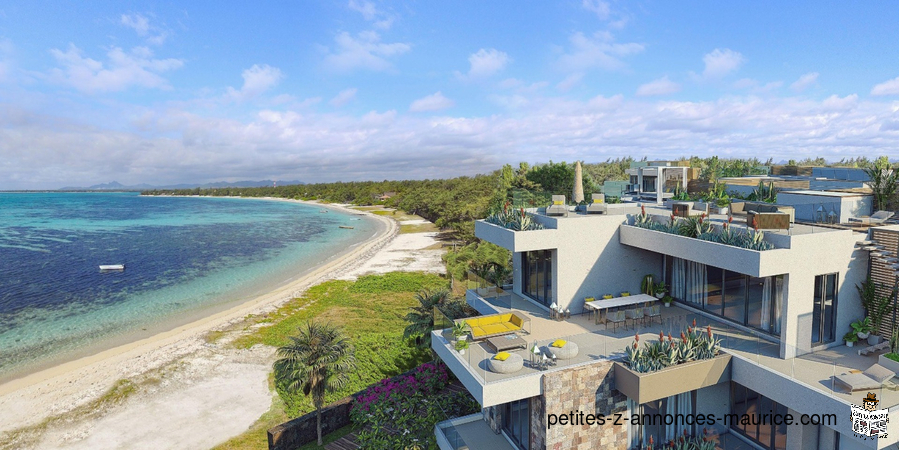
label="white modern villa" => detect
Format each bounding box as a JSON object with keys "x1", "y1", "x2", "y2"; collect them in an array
[{"x1": 432, "y1": 168, "x2": 899, "y2": 450}]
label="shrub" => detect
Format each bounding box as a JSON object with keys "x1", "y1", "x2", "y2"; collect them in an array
[{"x1": 624, "y1": 320, "x2": 722, "y2": 373}]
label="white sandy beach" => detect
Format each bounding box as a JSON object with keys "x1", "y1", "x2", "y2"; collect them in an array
[{"x1": 0, "y1": 200, "x2": 446, "y2": 450}]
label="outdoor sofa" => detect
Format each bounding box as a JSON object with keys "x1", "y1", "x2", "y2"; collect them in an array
[
  {"x1": 730, "y1": 201, "x2": 795, "y2": 224},
  {"x1": 849, "y1": 210, "x2": 895, "y2": 225},
  {"x1": 461, "y1": 313, "x2": 530, "y2": 340}
]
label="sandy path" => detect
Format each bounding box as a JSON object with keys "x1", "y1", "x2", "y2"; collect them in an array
[{"x1": 0, "y1": 200, "x2": 446, "y2": 450}]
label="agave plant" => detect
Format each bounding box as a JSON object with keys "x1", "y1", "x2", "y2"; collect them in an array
[
  {"x1": 624, "y1": 322, "x2": 721, "y2": 373},
  {"x1": 634, "y1": 205, "x2": 655, "y2": 229},
  {"x1": 739, "y1": 228, "x2": 774, "y2": 251},
  {"x1": 485, "y1": 204, "x2": 545, "y2": 231}
]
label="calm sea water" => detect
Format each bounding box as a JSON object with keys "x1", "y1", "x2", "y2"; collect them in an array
[{"x1": 0, "y1": 192, "x2": 379, "y2": 379}]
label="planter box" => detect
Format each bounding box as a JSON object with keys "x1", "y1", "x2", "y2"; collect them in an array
[
  {"x1": 614, "y1": 354, "x2": 731, "y2": 404},
  {"x1": 878, "y1": 354, "x2": 899, "y2": 374}
]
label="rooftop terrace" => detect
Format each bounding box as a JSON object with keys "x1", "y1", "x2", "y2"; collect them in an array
[{"x1": 434, "y1": 291, "x2": 899, "y2": 413}]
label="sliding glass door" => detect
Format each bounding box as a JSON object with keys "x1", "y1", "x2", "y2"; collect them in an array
[
  {"x1": 812, "y1": 273, "x2": 837, "y2": 345},
  {"x1": 665, "y1": 256, "x2": 782, "y2": 336},
  {"x1": 521, "y1": 250, "x2": 553, "y2": 307},
  {"x1": 503, "y1": 399, "x2": 530, "y2": 449}
]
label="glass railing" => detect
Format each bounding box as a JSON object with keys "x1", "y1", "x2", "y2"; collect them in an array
[{"x1": 435, "y1": 419, "x2": 470, "y2": 450}]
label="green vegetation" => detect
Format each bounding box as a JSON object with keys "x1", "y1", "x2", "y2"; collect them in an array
[
  {"x1": 865, "y1": 156, "x2": 899, "y2": 211},
  {"x1": 274, "y1": 321, "x2": 356, "y2": 446},
  {"x1": 403, "y1": 289, "x2": 474, "y2": 351},
  {"x1": 885, "y1": 353, "x2": 899, "y2": 363},
  {"x1": 625, "y1": 321, "x2": 722, "y2": 373},
  {"x1": 296, "y1": 425, "x2": 354, "y2": 449},
  {"x1": 234, "y1": 272, "x2": 446, "y2": 420}
]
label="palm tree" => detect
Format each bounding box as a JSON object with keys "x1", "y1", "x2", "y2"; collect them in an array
[
  {"x1": 273, "y1": 321, "x2": 356, "y2": 446},
  {"x1": 403, "y1": 289, "x2": 450, "y2": 350}
]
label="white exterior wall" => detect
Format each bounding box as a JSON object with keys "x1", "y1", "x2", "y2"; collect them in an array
[
  {"x1": 488, "y1": 215, "x2": 659, "y2": 314},
  {"x1": 778, "y1": 192, "x2": 873, "y2": 223}
]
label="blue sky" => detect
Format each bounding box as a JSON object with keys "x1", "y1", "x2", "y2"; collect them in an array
[{"x1": 2, "y1": 1, "x2": 899, "y2": 189}]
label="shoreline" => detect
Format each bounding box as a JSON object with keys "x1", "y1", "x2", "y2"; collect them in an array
[{"x1": 0, "y1": 197, "x2": 397, "y2": 433}]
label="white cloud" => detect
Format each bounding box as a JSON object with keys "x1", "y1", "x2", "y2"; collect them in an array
[
  {"x1": 226, "y1": 64, "x2": 284, "y2": 101},
  {"x1": 48, "y1": 44, "x2": 183, "y2": 93},
  {"x1": 347, "y1": 0, "x2": 393, "y2": 29},
  {"x1": 409, "y1": 91, "x2": 454, "y2": 112},
  {"x1": 790, "y1": 72, "x2": 819, "y2": 92},
  {"x1": 582, "y1": 0, "x2": 610, "y2": 19},
  {"x1": 120, "y1": 13, "x2": 169, "y2": 45},
  {"x1": 636, "y1": 76, "x2": 681, "y2": 97},
  {"x1": 456, "y1": 48, "x2": 510, "y2": 81},
  {"x1": 8, "y1": 91, "x2": 899, "y2": 190},
  {"x1": 556, "y1": 73, "x2": 584, "y2": 91},
  {"x1": 330, "y1": 88, "x2": 357, "y2": 107},
  {"x1": 557, "y1": 31, "x2": 644, "y2": 72},
  {"x1": 701, "y1": 48, "x2": 745, "y2": 79},
  {"x1": 872, "y1": 76, "x2": 899, "y2": 96},
  {"x1": 322, "y1": 31, "x2": 410, "y2": 72},
  {"x1": 733, "y1": 78, "x2": 782, "y2": 93}
]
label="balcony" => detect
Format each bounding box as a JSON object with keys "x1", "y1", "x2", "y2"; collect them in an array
[
  {"x1": 434, "y1": 290, "x2": 899, "y2": 447},
  {"x1": 474, "y1": 220, "x2": 559, "y2": 252}
]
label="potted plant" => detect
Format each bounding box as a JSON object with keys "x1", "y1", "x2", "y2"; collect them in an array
[
  {"x1": 455, "y1": 339, "x2": 469, "y2": 355},
  {"x1": 641, "y1": 275, "x2": 655, "y2": 296},
  {"x1": 844, "y1": 332, "x2": 858, "y2": 348},
  {"x1": 857, "y1": 276, "x2": 895, "y2": 345},
  {"x1": 851, "y1": 318, "x2": 873, "y2": 340},
  {"x1": 661, "y1": 295, "x2": 674, "y2": 308},
  {"x1": 712, "y1": 198, "x2": 730, "y2": 215},
  {"x1": 653, "y1": 281, "x2": 667, "y2": 299},
  {"x1": 452, "y1": 321, "x2": 469, "y2": 342}
]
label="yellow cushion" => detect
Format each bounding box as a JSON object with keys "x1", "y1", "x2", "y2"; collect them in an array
[
  {"x1": 593, "y1": 199, "x2": 604, "y2": 204},
  {"x1": 553, "y1": 201, "x2": 563, "y2": 205},
  {"x1": 494, "y1": 352, "x2": 511, "y2": 361},
  {"x1": 510, "y1": 315, "x2": 523, "y2": 327},
  {"x1": 551, "y1": 339, "x2": 567, "y2": 348},
  {"x1": 621, "y1": 292, "x2": 630, "y2": 297},
  {"x1": 469, "y1": 326, "x2": 486, "y2": 337},
  {"x1": 479, "y1": 316, "x2": 501, "y2": 325},
  {"x1": 480, "y1": 323, "x2": 508, "y2": 335},
  {"x1": 502, "y1": 323, "x2": 520, "y2": 331},
  {"x1": 500, "y1": 313, "x2": 512, "y2": 321},
  {"x1": 603, "y1": 295, "x2": 614, "y2": 299},
  {"x1": 585, "y1": 297, "x2": 595, "y2": 303},
  {"x1": 465, "y1": 318, "x2": 480, "y2": 328}
]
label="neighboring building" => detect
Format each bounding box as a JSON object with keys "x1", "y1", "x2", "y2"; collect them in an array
[
  {"x1": 372, "y1": 191, "x2": 397, "y2": 201},
  {"x1": 433, "y1": 191, "x2": 899, "y2": 450},
  {"x1": 624, "y1": 161, "x2": 697, "y2": 204}
]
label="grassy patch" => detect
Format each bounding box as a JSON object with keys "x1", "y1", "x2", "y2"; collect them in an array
[
  {"x1": 400, "y1": 222, "x2": 439, "y2": 234},
  {"x1": 232, "y1": 271, "x2": 448, "y2": 419}
]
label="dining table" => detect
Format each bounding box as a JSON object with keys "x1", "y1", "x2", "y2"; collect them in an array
[{"x1": 585, "y1": 293, "x2": 658, "y2": 325}]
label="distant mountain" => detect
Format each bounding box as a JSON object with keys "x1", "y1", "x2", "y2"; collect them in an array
[{"x1": 58, "y1": 180, "x2": 304, "y2": 191}]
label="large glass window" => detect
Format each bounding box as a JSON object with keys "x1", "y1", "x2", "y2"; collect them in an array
[
  {"x1": 630, "y1": 392, "x2": 695, "y2": 447},
  {"x1": 730, "y1": 382, "x2": 788, "y2": 450},
  {"x1": 812, "y1": 273, "x2": 838, "y2": 345},
  {"x1": 665, "y1": 257, "x2": 782, "y2": 336},
  {"x1": 521, "y1": 250, "x2": 553, "y2": 307},
  {"x1": 503, "y1": 399, "x2": 530, "y2": 450}
]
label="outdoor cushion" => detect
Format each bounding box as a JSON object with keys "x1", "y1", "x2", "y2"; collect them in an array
[
  {"x1": 621, "y1": 292, "x2": 630, "y2": 297},
  {"x1": 864, "y1": 364, "x2": 895, "y2": 383},
  {"x1": 479, "y1": 323, "x2": 509, "y2": 335},
  {"x1": 494, "y1": 352, "x2": 511, "y2": 361},
  {"x1": 510, "y1": 316, "x2": 523, "y2": 327},
  {"x1": 603, "y1": 295, "x2": 614, "y2": 299},
  {"x1": 500, "y1": 313, "x2": 512, "y2": 322},
  {"x1": 553, "y1": 201, "x2": 563, "y2": 205},
  {"x1": 551, "y1": 339, "x2": 567, "y2": 348},
  {"x1": 585, "y1": 297, "x2": 595, "y2": 303},
  {"x1": 487, "y1": 353, "x2": 523, "y2": 373}
]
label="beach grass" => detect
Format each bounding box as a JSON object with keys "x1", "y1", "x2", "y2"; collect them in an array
[
  {"x1": 400, "y1": 222, "x2": 440, "y2": 233},
  {"x1": 223, "y1": 271, "x2": 448, "y2": 447}
]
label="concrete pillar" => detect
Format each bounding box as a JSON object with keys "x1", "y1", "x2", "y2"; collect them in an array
[
  {"x1": 785, "y1": 407, "x2": 818, "y2": 449},
  {"x1": 656, "y1": 168, "x2": 663, "y2": 204}
]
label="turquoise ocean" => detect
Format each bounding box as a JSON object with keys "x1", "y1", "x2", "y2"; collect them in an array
[{"x1": 0, "y1": 192, "x2": 381, "y2": 381}]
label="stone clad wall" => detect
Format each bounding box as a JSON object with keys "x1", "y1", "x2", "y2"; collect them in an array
[{"x1": 538, "y1": 361, "x2": 629, "y2": 450}]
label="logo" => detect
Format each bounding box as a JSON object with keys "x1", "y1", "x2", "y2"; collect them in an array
[{"x1": 850, "y1": 392, "x2": 888, "y2": 440}]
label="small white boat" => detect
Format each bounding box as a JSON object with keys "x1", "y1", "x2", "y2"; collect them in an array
[
  {"x1": 99, "y1": 264, "x2": 125, "y2": 271},
  {"x1": 338, "y1": 225, "x2": 354, "y2": 229}
]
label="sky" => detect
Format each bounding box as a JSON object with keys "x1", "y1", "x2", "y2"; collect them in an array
[{"x1": 2, "y1": 1, "x2": 899, "y2": 189}]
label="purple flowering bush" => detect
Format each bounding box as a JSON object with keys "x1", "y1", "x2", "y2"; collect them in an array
[{"x1": 350, "y1": 362, "x2": 478, "y2": 449}]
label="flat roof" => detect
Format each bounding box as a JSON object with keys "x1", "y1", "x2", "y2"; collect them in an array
[{"x1": 779, "y1": 190, "x2": 870, "y2": 198}]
